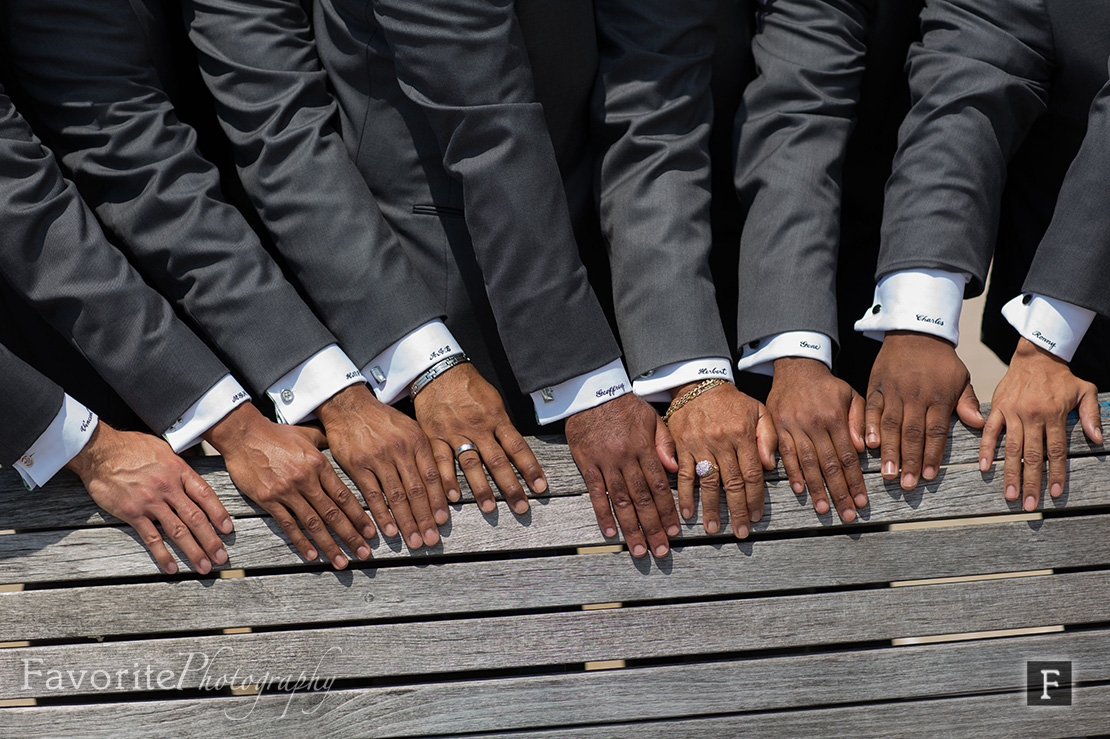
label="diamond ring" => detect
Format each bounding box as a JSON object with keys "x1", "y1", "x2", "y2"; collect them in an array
[{"x1": 695, "y1": 459, "x2": 719, "y2": 478}]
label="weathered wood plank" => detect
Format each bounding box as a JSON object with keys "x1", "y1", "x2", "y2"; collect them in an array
[
  {"x1": 3, "y1": 514, "x2": 1108, "y2": 640},
  {"x1": 2, "y1": 569, "x2": 1106, "y2": 698},
  {"x1": 3, "y1": 455, "x2": 1109, "y2": 584},
  {"x1": 451, "y1": 685, "x2": 1110, "y2": 739},
  {"x1": 0, "y1": 629, "x2": 1101, "y2": 737},
  {"x1": 4, "y1": 395, "x2": 1107, "y2": 533}
]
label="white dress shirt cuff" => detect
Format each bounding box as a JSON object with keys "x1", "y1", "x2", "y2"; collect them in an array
[
  {"x1": 361, "y1": 320, "x2": 461, "y2": 404},
  {"x1": 853, "y1": 269, "x2": 969, "y2": 345},
  {"x1": 737, "y1": 331, "x2": 833, "y2": 376},
  {"x1": 1001, "y1": 293, "x2": 1096, "y2": 363},
  {"x1": 633, "y1": 358, "x2": 734, "y2": 403},
  {"x1": 162, "y1": 374, "x2": 251, "y2": 452},
  {"x1": 267, "y1": 344, "x2": 364, "y2": 424},
  {"x1": 15, "y1": 394, "x2": 98, "y2": 490},
  {"x1": 531, "y1": 358, "x2": 632, "y2": 425}
]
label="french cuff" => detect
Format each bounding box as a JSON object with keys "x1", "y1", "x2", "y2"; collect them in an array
[
  {"x1": 362, "y1": 320, "x2": 461, "y2": 404},
  {"x1": 1001, "y1": 293, "x2": 1096, "y2": 363},
  {"x1": 267, "y1": 344, "x2": 364, "y2": 424},
  {"x1": 531, "y1": 358, "x2": 632, "y2": 425},
  {"x1": 633, "y1": 358, "x2": 734, "y2": 403},
  {"x1": 15, "y1": 394, "x2": 98, "y2": 490},
  {"x1": 853, "y1": 269, "x2": 969, "y2": 345},
  {"x1": 163, "y1": 374, "x2": 250, "y2": 452},
  {"x1": 737, "y1": 331, "x2": 833, "y2": 377}
]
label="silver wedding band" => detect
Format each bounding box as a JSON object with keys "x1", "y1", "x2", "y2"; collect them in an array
[
  {"x1": 455, "y1": 443, "x2": 479, "y2": 460},
  {"x1": 695, "y1": 459, "x2": 719, "y2": 478}
]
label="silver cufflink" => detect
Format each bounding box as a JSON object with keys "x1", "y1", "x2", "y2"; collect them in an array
[
  {"x1": 640, "y1": 370, "x2": 654, "y2": 378},
  {"x1": 280, "y1": 389, "x2": 294, "y2": 403},
  {"x1": 541, "y1": 387, "x2": 554, "y2": 403},
  {"x1": 19, "y1": 454, "x2": 33, "y2": 468},
  {"x1": 370, "y1": 366, "x2": 386, "y2": 384}
]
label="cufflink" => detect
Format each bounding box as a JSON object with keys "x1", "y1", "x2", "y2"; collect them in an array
[
  {"x1": 1022, "y1": 294, "x2": 1033, "y2": 305},
  {"x1": 749, "y1": 339, "x2": 761, "y2": 350},
  {"x1": 19, "y1": 454, "x2": 33, "y2": 468},
  {"x1": 540, "y1": 387, "x2": 555, "y2": 403},
  {"x1": 168, "y1": 418, "x2": 184, "y2": 432},
  {"x1": 370, "y1": 366, "x2": 386, "y2": 384},
  {"x1": 640, "y1": 370, "x2": 655, "y2": 378},
  {"x1": 872, "y1": 304, "x2": 881, "y2": 314},
  {"x1": 280, "y1": 389, "x2": 295, "y2": 404}
]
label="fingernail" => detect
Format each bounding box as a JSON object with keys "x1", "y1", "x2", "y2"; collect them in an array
[
  {"x1": 922, "y1": 466, "x2": 936, "y2": 480},
  {"x1": 867, "y1": 432, "x2": 879, "y2": 447},
  {"x1": 384, "y1": 524, "x2": 398, "y2": 538},
  {"x1": 791, "y1": 482, "x2": 804, "y2": 494},
  {"x1": 220, "y1": 518, "x2": 233, "y2": 533},
  {"x1": 199, "y1": 558, "x2": 212, "y2": 572},
  {"x1": 306, "y1": 548, "x2": 318, "y2": 561},
  {"x1": 901, "y1": 473, "x2": 916, "y2": 489},
  {"x1": 333, "y1": 554, "x2": 348, "y2": 569},
  {"x1": 480, "y1": 500, "x2": 496, "y2": 514},
  {"x1": 1005, "y1": 485, "x2": 1018, "y2": 501},
  {"x1": 705, "y1": 520, "x2": 720, "y2": 534},
  {"x1": 532, "y1": 477, "x2": 548, "y2": 493},
  {"x1": 362, "y1": 525, "x2": 376, "y2": 538},
  {"x1": 165, "y1": 561, "x2": 178, "y2": 575},
  {"x1": 604, "y1": 527, "x2": 617, "y2": 538},
  {"x1": 666, "y1": 524, "x2": 680, "y2": 536},
  {"x1": 814, "y1": 499, "x2": 829, "y2": 514},
  {"x1": 750, "y1": 509, "x2": 762, "y2": 523},
  {"x1": 513, "y1": 501, "x2": 530, "y2": 515},
  {"x1": 423, "y1": 528, "x2": 440, "y2": 546},
  {"x1": 407, "y1": 533, "x2": 423, "y2": 549},
  {"x1": 681, "y1": 507, "x2": 693, "y2": 519},
  {"x1": 357, "y1": 546, "x2": 370, "y2": 559},
  {"x1": 653, "y1": 544, "x2": 669, "y2": 557},
  {"x1": 735, "y1": 525, "x2": 749, "y2": 539},
  {"x1": 435, "y1": 509, "x2": 450, "y2": 524},
  {"x1": 979, "y1": 458, "x2": 990, "y2": 472},
  {"x1": 841, "y1": 509, "x2": 856, "y2": 523},
  {"x1": 631, "y1": 543, "x2": 647, "y2": 557},
  {"x1": 854, "y1": 494, "x2": 868, "y2": 508},
  {"x1": 1024, "y1": 495, "x2": 1037, "y2": 512},
  {"x1": 447, "y1": 489, "x2": 461, "y2": 503},
  {"x1": 1051, "y1": 483, "x2": 1063, "y2": 497},
  {"x1": 882, "y1": 461, "x2": 896, "y2": 477},
  {"x1": 214, "y1": 548, "x2": 228, "y2": 565}
]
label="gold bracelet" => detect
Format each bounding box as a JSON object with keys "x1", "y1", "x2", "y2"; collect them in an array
[{"x1": 662, "y1": 378, "x2": 730, "y2": 425}]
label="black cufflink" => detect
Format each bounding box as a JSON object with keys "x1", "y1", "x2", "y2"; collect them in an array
[
  {"x1": 1022, "y1": 294, "x2": 1032, "y2": 305},
  {"x1": 872, "y1": 304, "x2": 881, "y2": 314},
  {"x1": 749, "y1": 339, "x2": 761, "y2": 350}
]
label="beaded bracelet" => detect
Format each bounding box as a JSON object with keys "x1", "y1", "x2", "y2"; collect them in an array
[{"x1": 661, "y1": 378, "x2": 730, "y2": 425}]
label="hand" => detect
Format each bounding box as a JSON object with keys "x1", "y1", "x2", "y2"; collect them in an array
[
  {"x1": 204, "y1": 403, "x2": 374, "y2": 568},
  {"x1": 767, "y1": 358, "x2": 866, "y2": 522},
  {"x1": 664, "y1": 381, "x2": 776, "y2": 538},
  {"x1": 66, "y1": 423, "x2": 232, "y2": 575},
  {"x1": 316, "y1": 384, "x2": 449, "y2": 550},
  {"x1": 865, "y1": 331, "x2": 985, "y2": 489},
  {"x1": 565, "y1": 393, "x2": 680, "y2": 558},
  {"x1": 413, "y1": 362, "x2": 546, "y2": 515},
  {"x1": 979, "y1": 338, "x2": 1103, "y2": 510}
]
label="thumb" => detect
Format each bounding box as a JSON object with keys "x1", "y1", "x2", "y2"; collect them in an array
[
  {"x1": 655, "y1": 416, "x2": 678, "y2": 473},
  {"x1": 848, "y1": 390, "x2": 866, "y2": 453},
  {"x1": 1078, "y1": 385, "x2": 1104, "y2": 445},
  {"x1": 756, "y1": 407, "x2": 779, "y2": 470},
  {"x1": 956, "y1": 381, "x2": 985, "y2": 429}
]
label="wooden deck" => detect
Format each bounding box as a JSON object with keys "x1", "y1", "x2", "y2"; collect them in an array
[{"x1": 1, "y1": 396, "x2": 1109, "y2": 737}]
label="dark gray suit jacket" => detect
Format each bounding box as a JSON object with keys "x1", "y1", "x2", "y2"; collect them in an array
[
  {"x1": 313, "y1": 0, "x2": 621, "y2": 403},
  {"x1": 180, "y1": 0, "x2": 443, "y2": 369},
  {"x1": 0, "y1": 0, "x2": 340, "y2": 398},
  {"x1": 0, "y1": 83, "x2": 229, "y2": 441},
  {"x1": 0, "y1": 344, "x2": 66, "y2": 467}
]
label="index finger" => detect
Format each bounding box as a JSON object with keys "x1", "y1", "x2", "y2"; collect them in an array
[{"x1": 182, "y1": 467, "x2": 233, "y2": 535}]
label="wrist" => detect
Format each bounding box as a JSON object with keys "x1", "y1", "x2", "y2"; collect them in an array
[
  {"x1": 202, "y1": 402, "x2": 267, "y2": 453},
  {"x1": 1013, "y1": 336, "x2": 1067, "y2": 366},
  {"x1": 314, "y1": 383, "x2": 378, "y2": 427},
  {"x1": 883, "y1": 329, "x2": 955, "y2": 349},
  {"x1": 64, "y1": 422, "x2": 109, "y2": 480},
  {"x1": 772, "y1": 356, "x2": 832, "y2": 380},
  {"x1": 663, "y1": 378, "x2": 731, "y2": 425}
]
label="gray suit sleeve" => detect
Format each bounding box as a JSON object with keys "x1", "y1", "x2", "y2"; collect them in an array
[
  {"x1": 1024, "y1": 59, "x2": 1110, "y2": 317},
  {"x1": 181, "y1": 0, "x2": 443, "y2": 367},
  {"x1": 0, "y1": 344, "x2": 65, "y2": 466},
  {"x1": 733, "y1": 0, "x2": 872, "y2": 348},
  {"x1": 878, "y1": 0, "x2": 1053, "y2": 294},
  {"x1": 367, "y1": 0, "x2": 622, "y2": 393},
  {"x1": 0, "y1": 0, "x2": 338, "y2": 395},
  {"x1": 590, "y1": 0, "x2": 729, "y2": 378},
  {"x1": 0, "y1": 86, "x2": 230, "y2": 433}
]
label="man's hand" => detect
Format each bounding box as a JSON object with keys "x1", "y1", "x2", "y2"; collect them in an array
[
  {"x1": 664, "y1": 381, "x2": 776, "y2": 538},
  {"x1": 866, "y1": 331, "x2": 985, "y2": 489},
  {"x1": 66, "y1": 423, "x2": 232, "y2": 575},
  {"x1": 767, "y1": 358, "x2": 866, "y2": 522},
  {"x1": 315, "y1": 384, "x2": 449, "y2": 550},
  {"x1": 565, "y1": 393, "x2": 680, "y2": 558},
  {"x1": 204, "y1": 403, "x2": 374, "y2": 568},
  {"x1": 413, "y1": 362, "x2": 546, "y2": 515},
  {"x1": 980, "y1": 338, "x2": 1103, "y2": 511}
]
